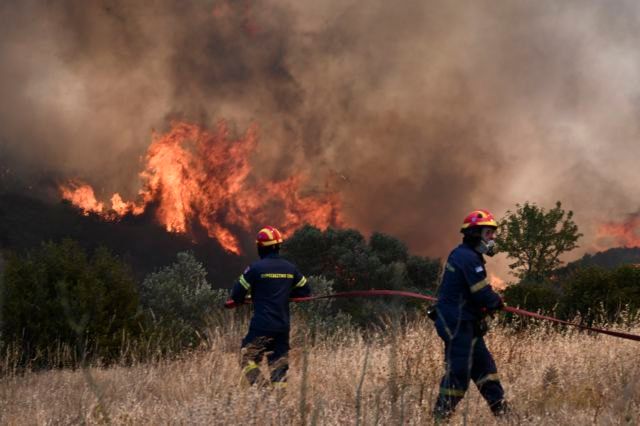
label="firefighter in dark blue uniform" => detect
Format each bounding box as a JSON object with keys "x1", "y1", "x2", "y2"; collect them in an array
[
  {"x1": 432, "y1": 210, "x2": 508, "y2": 420},
  {"x1": 230, "y1": 226, "x2": 310, "y2": 388}
]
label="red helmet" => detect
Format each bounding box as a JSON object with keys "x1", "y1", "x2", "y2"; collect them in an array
[
  {"x1": 461, "y1": 209, "x2": 498, "y2": 231},
  {"x1": 256, "y1": 226, "x2": 284, "y2": 247}
]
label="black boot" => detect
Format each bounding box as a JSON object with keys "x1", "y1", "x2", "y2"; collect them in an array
[
  {"x1": 433, "y1": 407, "x2": 453, "y2": 424},
  {"x1": 490, "y1": 399, "x2": 510, "y2": 417},
  {"x1": 433, "y1": 395, "x2": 461, "y2": 423}
]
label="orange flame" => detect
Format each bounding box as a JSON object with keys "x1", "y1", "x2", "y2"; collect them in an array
[
  {"x1": 489, "y1": 273, "x2": 506, "y2": 291},
  {"x1": 60, "y1": 181, "x2": 104, "y2": 215},
  {"x1": 596, "y1": 214, "x2": 640, "y2": 248},
  {"x1": 60, "y1": 121, "x2": 342, "y2": 254},
  {"x1": 110, "y1": 193, "x2": 145, "y2": 216}
]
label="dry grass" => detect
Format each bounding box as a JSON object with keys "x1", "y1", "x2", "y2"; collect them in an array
[{"x1": 1, "y1": 316, "x2": 639, "y2": 425}]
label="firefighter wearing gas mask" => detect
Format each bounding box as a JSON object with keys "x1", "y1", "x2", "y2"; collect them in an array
[
  {"x1": 431, "y1": 210, "x2": 508, "y2": 420},
  {"x1": 230, "y1": 226, "x2": 310, "y2": 388}
]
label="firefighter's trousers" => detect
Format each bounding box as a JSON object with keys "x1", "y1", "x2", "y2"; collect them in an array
[
  {"x1": 241, "y1": 328, "x2": 289, "y2": 387},
  {"x1": 433, "y1": 317, "x2": 505, "y2": 418}
]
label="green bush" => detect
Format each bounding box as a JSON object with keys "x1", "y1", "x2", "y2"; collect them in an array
[
  {"x1": 369, "y1": 232, "x2": 408, "y2": 264},
  {"x1": 282, "y1": 226, "x2": 440, "y2": 293},
  {"x1": 282, "y1": 226, "x2": 441, "y2": 326},
  {"x1": 560, "y1": 265, "x2": 640, "y2": 324},
  {"x1": 406, "y1": 255, "x2": 441, "y2": 291},
  {"x1": 0, "y1": 240, "x2": 141, "y2": 368},
  {"x1": 503, "y1": 281, "x2": 561, "y2": 314},
  {"x1": 140, "y1": 252, "x2": 226, "y2": 349},
  {"x1": 502, "y1": 265, "x2": 640, "y2": 326}
]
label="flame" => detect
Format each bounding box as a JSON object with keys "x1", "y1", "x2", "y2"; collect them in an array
[
  {"x1": 60, "y1": 121, "x2": 342, "y2": 254},
  {"x1": 596, "y1": 214, "x2": 640, "y2": 248},
  {"x1": 489, "y1": 273, "x2": 506, "y2": 290},
  {"x1": 110, "y1": 193, "x2": 144, "y2": 216},
  {"x1": 60, "y1": 181, "x2": 104, "y2": 215}
]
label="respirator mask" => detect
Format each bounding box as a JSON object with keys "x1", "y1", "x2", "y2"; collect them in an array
[{"x1": 476, "y1": 239, "x2": 497, "y2": 257}]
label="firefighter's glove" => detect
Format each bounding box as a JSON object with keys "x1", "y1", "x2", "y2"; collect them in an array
[
  {"x1": 481, "y1": 297, "x2": 505, "y2": 316},
  {"x1": 426, "y1": 306, "x2": 438, "y2": 322}
]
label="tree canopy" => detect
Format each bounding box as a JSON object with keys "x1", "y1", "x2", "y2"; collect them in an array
[
  {"x1": 281, "y1": 226, "x2": 441, "y2": 325},
  {"x1": 496, "y1": 201, "x2": 582, "y2": 282},
  {"x1": 282, "y1": 225, "x2": 440, "y2": 293}
]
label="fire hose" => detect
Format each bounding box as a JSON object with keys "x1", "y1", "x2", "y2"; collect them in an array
[{"x1": 225, "y1": 289, "x2": 640, "y2": 342}]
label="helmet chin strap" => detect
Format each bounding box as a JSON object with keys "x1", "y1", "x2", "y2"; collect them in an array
[{"x1": 476, "y1": 240, "x2": 496, "y2": 257}]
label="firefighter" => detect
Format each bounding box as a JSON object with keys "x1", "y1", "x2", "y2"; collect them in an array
[
  {"x1": 431, "y1": 210, "x2": 508, "y2": 420},
  {"x1": 230, "y1": 226, "x2": 310, "y2": 388}
]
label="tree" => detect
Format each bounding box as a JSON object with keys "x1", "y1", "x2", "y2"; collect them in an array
[
  {"x1": 496, "y1": 201, "x2": 582, "y2": 282},
  {"x1": 369, "y1": 232, "x2": 408, "y2": 264},
  {"x1": 281, "y1": 226, "x2": 441, "y2": 326},
  {"x1": 282, "y1": 226, "x2": 440, "y2": 293}
]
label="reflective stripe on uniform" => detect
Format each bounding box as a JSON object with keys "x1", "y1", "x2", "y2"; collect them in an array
[
  {"x1": 242, "y1": 361, "x2": 259, "y2": 375},
  {"x1": 440, "y1": 387, "x2": 465, "y2": 397},
  {"x1": 294, "y1": 276, "x2": 307, "y2": 288},
  {"x1": 261, "y1": 273, "x2": 294, "y2": 279},
  {"x1": 435, "y1": 308, "x2": 454, "y2": 339},
  {"x1": 470, "y1": 279, "x2": 489, "y2": 293},
  {"x1": 239, "y1": 275, "x2": 251, "y2": 290},
  {"x1": 476, "y1": 373, "x2": 500, "y2": 386},
  {"x1": 445, "y1": 262, "x2": 456, "y2": 272},
  {"x1": 272, "y1": 382, "x2": 287, "y2": 388}
]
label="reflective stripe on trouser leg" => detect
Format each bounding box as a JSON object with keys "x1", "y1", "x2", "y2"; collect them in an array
[
  {"x1": 470, "y1": 336, "x2": 505, "y2": 407},
  {"x1": 476, "y1": 373, "x2": 500, "y2": 387},
  {"x1": 272, "y1": 381, "x2": 288, "y2": 389},
  {"x1": 241, "y1": 360, "x2": 262, "y2": 385},
  {"x1": 240, "y1": 334, "x2": 271, "y2": 386}
]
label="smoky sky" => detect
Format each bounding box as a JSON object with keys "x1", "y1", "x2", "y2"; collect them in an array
[{"x1": 2, "y1": 0, "x2": 640, "y2": 263}]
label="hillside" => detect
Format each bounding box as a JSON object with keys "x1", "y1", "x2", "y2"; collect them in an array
[
  {"x1": 557, "y1": 247, "x2": 640, "y2": 278},
  {"x1": 0, "y1": 192, "x2": 245, "y2": 285}
]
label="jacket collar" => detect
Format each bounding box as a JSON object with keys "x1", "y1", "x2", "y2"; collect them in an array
[
  {"x1": 260, "y1": 252, "x2": 280, "y2": 260},
  {"x1": 460, "y1": 242, "x2": 486, "y2": 264}
]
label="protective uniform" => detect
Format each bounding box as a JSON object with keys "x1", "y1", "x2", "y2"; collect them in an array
[
  {"x1": 433, "y1": 210, "x2": 507, "y2": 419},
  {"x1": 231, "y1": 226, "x2": 310, "y2": 387}
]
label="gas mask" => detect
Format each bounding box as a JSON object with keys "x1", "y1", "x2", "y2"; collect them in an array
[{"x1": 476, "y1": 239, "x2": 497, "y2": 257}]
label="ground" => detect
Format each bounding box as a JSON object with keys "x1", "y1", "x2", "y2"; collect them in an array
[{"x1": 1, "y1": 317, "x2": 638, "y2": 425}]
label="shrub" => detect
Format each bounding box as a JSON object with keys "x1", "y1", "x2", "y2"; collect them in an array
[
  {"x1": 291, "y1": 275, "x2": 352, "y2": 335},
  {"x1": 503, "y1": 281, "x2": 562, "y2": 314},
  {"x1": 560, "y1": 265, "x2": 640, "y2": 324},
  {"x1": 406, "y1": 255, "x2": 441, "y2": 292},
  {"x1": 140, "y1": 252, "x2": 225, "y2": 349},
  {"x1": 0, "y1": 240, "x2": 141, "y2": 368}
]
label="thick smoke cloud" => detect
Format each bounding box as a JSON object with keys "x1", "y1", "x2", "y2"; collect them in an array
[{"x1": 2, "y1": 0, "x2": 640, "y2": 266}]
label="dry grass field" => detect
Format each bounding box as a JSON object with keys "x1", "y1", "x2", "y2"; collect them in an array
[{"x1": 1, "y1": 315, "x2": 639, "y2": 425}]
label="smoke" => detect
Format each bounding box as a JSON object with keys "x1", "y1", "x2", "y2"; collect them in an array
[{"x1": 2, "y1": 0, "x2": 640, "y2": 261}]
